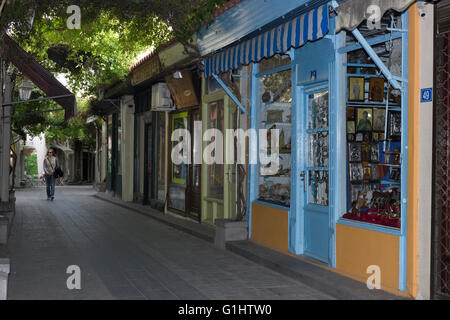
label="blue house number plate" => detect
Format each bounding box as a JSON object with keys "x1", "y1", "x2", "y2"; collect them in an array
[{"x1": 421, "y1": 88, "x2": 433, "y2": 103}]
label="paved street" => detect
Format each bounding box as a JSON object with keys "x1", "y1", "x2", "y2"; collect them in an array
[{"x1": 7, "y1": 186, "x2": 334, "y2": 300}]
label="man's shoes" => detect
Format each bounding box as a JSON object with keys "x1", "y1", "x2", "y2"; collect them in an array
[
  {"x1": 47, "y1": 198, "x2": 51, "y2": 201},
  {"x1": 51, "y1": 196, "x2": 54, "y2": 201}
]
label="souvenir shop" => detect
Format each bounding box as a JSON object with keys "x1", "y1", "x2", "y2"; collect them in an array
[{"x1": 198, "y1": 0, "x2": 416, "y2": 295}]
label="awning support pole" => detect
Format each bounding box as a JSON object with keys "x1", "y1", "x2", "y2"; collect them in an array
[
  {"x1": 212, "y1": 73, "x2": 249, "y2": 115},
  {"x1": 351, "y1": 28, "x2": 403, "y2": 90}
]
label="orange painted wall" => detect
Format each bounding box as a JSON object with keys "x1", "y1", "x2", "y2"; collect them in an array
[
  {"x1": 251, "y1": 203, "x2": 289, "y2": 254},
  {"x1": 407, "y1": 4, "x2": 420, "y2": 298},
  {"x1": 336, "y1": 224, "x2": 401, "y2": 294}
]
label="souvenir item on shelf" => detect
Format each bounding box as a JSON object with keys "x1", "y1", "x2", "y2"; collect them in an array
[
  {"x1": 371, "y1": 143, "x2": 380, "y2": 162},
  {"x1": 347, "y1": 106, "x2": 355, "y2": 120},
  {"x1": 347, "y1": 121, "x2": 355, "y2": 134},
  {"x1": 347, "y1": 133, "x2": 355, "y2": 142},
  {"x1": 388, "y1": 111, "x2": 402, "y2": 140},
  {"x1": 373, "y1": 108, "x2": 386, "y2": 131},
  {"x1": 348, "y1": 142, "x2": 362, "y2": 162},
  {"x1": 369, "y1": 78, "x2": 385, "y2": 102},
  {"x1": 390, "y1": 168, "x2": 401, "y2": 182},
  {"x1": 357, "y1": 108, "x2": 373, "y2": 131},
  {"x1": 363, "y1": 166, "x2": 371, "y2": 182},
  {"x1": 361, "y1": 142, "x2": 371, "y2": 163},
  {"x1": 379, "y1": 133, "x2": 385, "y2": 141},
  {"x1": 349, "y1": 77, "x2": 365, "y2": 101},
  {"x1": 351, "y1": 184, "x2": 363, "y2": 203},
  {"x1": 370, "y1": 164, "x2": 379, "y2": 181},
  {"x1": 363, "y1": 132, "x2": 372, "y2": 143},
  {"x1": 355, "y1": 132, "x2": 364, "y2": 142},
  {"x1": 388, "y1": 87, "x2": 402, "y2": 104},
  {"x1": 350, "y1": 163, "x2": 363, "y2": 182},
  {"x1": 373, "y1": 132, "x2": 379, "y2": 141}
]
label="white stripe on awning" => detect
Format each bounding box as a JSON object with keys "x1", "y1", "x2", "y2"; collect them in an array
[{"x1": 204, "y1": 3, "x2": 329, "y2": 77}]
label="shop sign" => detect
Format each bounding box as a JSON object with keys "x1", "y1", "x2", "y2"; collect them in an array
[{"x1": 132, "y1": 57, "x2": 161, "y2": 86}]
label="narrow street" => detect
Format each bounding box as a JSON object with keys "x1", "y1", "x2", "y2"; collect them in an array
[{"x1": 6, "y1": 186, "x2": 333, "y2": 300}]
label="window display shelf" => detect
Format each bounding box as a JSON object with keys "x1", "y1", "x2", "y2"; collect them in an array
[{"x1": 338, "y1": 218, "x2": 401, "y2": 236}]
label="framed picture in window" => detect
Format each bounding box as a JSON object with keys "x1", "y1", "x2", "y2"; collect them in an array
[
  {"x1": 369, "y1": 78, "x2": 385, "y2": 102},
  {"x1": 388, "y1": 111, "x2": 402, "y2": 140},
  {"x1": 347, "y1": 121, "x2": 356, "y2": 134},
  {"x1": 349, "y1": 77, "x2": 365, "y2": 101},
  {"x1": 348, "y1": 142, "x2": 362, "y2": 163},
  {"x1": 347, "y1": 106, "x2": 356, "y2": 120},
  {"x1": 350, "y1": 163, "x2": 363, "y2": 182},
  {"x1": 347, "y1": 133, "x2": 355, "y2": 142},
  {"x1": 373, "y1": 108, "x2": 386, "y2": 132},
  {"x1": 361, "y1": 142, "x2": 371, "y2": 163},
  {"x1": 356, "y1": 108, "x2": 373, "y2": 131},
  {"x1": 371, "y1": 143, "x2": 380, "y2": 163}
]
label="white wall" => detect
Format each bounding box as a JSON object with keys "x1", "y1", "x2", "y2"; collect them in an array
[
  {"x1": 121, "y1": 95, "x2": 135, "y2": 202},
  {"x1": 416, "y1": 3, "x2": 434, "y2": 300}
]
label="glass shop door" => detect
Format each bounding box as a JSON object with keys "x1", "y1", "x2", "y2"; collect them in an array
[{"x1": 301, "y1": 86, "x2": 331, "y2": 264}]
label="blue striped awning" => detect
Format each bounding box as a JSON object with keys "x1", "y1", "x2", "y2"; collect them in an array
[{"x1": 204, "y1": 4, "x2": 329, "y2": 77}]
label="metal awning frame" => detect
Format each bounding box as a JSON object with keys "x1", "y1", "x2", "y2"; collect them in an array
[{"x1": 211, "y1": 73, "x2": 249, "y2": 115}]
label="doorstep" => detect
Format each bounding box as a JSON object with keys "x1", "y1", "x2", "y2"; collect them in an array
[
  {"x1": 225, "y1": 241, "x2": 405, "y2": 300},
  {"x1": 0, "y1": 244, "x2": 10, "y2": 300},
  {"x1": 95, "y1": 192, "x2": 405, "y2": 300}
]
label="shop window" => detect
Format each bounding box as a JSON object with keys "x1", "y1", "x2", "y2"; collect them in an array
[
  {"x1": 257, "y1": 59, "x2": 292, "y2": 207},
  {"x1": 342, "y1": 12, "x2": 404, "y2": 229},
  {"x1": 307, "y1": 91, "x2": 329, "y2": 206},
  {"x1": 117, "y1": 114, "x2": 122, "y2": 175},
  {"x1": 171, "y1": 112, "x2": 188, "y2": 185},
  {"x1": 106, "y1": 114, "x2": 113, "y2": 176},
  {"x1": 207, "y1": 100, "x2": 224, "y2": 199},
  {"x1": 157, "y1": 113, "x2": 166, "y2": 202},
  {"x1": 169, "y1": 112, "x2": 188, "y2": 212}
]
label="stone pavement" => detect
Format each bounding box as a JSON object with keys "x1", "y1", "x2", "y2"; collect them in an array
[{"x1": 6, "y1": 186, "x2": 334, "y2": 300}]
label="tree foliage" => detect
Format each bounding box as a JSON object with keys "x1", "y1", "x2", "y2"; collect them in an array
[{"x1": 2, "y1": 0, "x2": 227, "y2": 148}]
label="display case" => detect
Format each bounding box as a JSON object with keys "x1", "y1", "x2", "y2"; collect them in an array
[
  {"x1": 258, "y1": 65, "x2": 292, "y2": 207},
  {"x1": 342, "y1": 50, "x2": 402, "y2": 228}
]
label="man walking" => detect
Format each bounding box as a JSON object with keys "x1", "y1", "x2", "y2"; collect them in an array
[{"x1": 43, "y1": 148, "x2": 59, "y2": 201}]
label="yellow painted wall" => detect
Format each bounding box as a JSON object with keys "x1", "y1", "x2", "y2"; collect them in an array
[
  {"x1": 250, "y1": 203, "x2": 289, "y2": 254},
  {"x1": 336, "y1": 224, "x2": 401, "y2": 294}
]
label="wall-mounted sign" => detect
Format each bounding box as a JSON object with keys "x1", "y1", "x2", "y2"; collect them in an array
[
  {"x1": 165, "y1": 70, "x2": 199, "y2": 109},
  {"x1": 132, "y1": 57, "x2": 162, "y2": 86},
  {"x1": 420, "y1": 88, "x2": 433, "y2": 103}
]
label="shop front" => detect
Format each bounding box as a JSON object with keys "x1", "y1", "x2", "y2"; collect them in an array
[{"x1": 198, "y1": 0, "x2": 421, "y2": 296}]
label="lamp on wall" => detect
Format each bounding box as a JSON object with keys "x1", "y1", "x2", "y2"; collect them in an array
[
  {"x1": 18, "y1": 79, "x2": 33, "y2": 101},
  {"x1": 173, "y1": 71, "x2": 183, "y2": 79}
]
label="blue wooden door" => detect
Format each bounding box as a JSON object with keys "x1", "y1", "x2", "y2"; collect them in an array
[{"x1": 301, "y1": 85, "x2": 331, "y2": 264}]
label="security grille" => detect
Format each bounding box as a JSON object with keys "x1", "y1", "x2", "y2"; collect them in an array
[{"x1": 433, "y1": 29, "x2": 450, "y2": 299}]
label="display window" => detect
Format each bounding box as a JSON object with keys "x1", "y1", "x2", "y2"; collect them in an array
[
  {"x1": 207, "y1": 99, "x2": 224, "y2": 199},
  {"x1": 157, "y1": 113, "x2": 166, "y2": 202},
  {"x1": 307, "y1": 91, "x2": 329, "y2": 206},
  {"x1": 342, "y1": 13, "x2": 405, "y2": 229},
  {"x1": 257, "y1": 55, "x2": 292, "y2": 207}
]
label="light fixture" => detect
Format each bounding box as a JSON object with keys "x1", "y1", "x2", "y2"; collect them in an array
[
  {"x1": 18, "y1": 78, "x2": 33, "y2": 101},
  {"x1": 173, "y1": 71, "x2": 183, "y2": 79}
]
